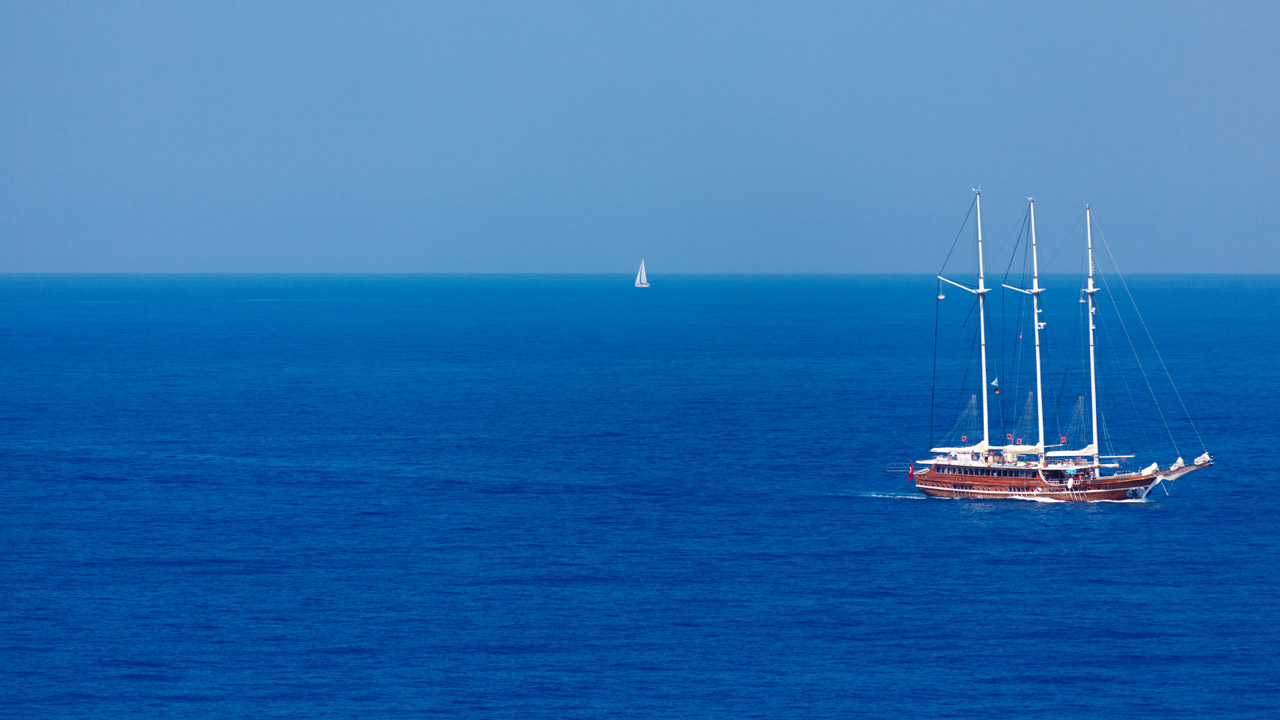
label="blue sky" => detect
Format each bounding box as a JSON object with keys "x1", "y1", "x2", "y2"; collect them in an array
[{"x1": 1, "y1": 1, "x2": 1276, "y2": 272}]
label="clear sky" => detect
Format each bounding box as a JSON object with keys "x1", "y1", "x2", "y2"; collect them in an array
[{"x1": 2, "y1": 1, "x2": 1276, "y2": 273}]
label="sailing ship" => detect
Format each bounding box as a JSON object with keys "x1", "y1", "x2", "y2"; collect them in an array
[
  {"x1": 912, "y1": 191, "x2": 1212, "y2": 501},
  {"x1": 635, "y1": 259, "x2": 650, "y2": 288}
]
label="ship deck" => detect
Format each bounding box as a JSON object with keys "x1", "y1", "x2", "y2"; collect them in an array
[{"x1": 914, "y1": 459, "x2": 1157, "y2": 501}]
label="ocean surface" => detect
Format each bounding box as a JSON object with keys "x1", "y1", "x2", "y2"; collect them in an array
[{"x1": 1, "y1": 274, "x2": 1277, "y2": 718}]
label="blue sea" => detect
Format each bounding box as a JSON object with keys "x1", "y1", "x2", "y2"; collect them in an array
[{"x1": 1, "y1": 274, "x2": 1277, "y2": 718}]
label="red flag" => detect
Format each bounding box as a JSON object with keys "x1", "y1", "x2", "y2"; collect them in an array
[{"x1": 908, "y1": 464, "x2": 914, "y2": 482}]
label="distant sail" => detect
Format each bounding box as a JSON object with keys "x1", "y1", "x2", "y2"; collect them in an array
[{"x1": 635, "y1": 260, "x2": 649, "y2": 287}]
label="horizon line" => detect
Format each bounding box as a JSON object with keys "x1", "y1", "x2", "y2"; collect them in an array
[{"x1": 0, "y1": 271, "x2": 1276, "y2": 277}]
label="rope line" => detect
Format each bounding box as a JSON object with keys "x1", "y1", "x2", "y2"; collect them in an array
[
  {"x1": 1093, "y1": 217, "x2": 1208, "y2": 454},
  {"x1": 1097, "y1": 304, "x2": 1155, "y2": 461},
  {"x1": 937, "y1": 198, "x2": 976, "y2": 275},
  {"x1": 1097, "y1": 261, "x2": 1178, "y2": 457}
]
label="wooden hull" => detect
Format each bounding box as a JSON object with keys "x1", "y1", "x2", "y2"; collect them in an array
[{"x1": 913, "y1": 468, "x2": 1158, "y2": 501}]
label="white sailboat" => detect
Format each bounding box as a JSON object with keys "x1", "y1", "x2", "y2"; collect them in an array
[{"x1": 635, "y1": 260, "x2": 650, "y2": 288}]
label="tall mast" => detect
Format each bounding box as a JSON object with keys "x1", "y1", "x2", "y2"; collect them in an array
[
  {"x1": 1085, "y1": 205, "x2": 1099, "y2": 464},
  {"x1": 976, "y1": 190, "x2": 991, "y2": 450},
  {"x1": 1030, "y1": 199, "x2": 1045, "y2": 456},
  {"x1": 934, "y1": 189, "x2": 992, "y2": 453}
]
